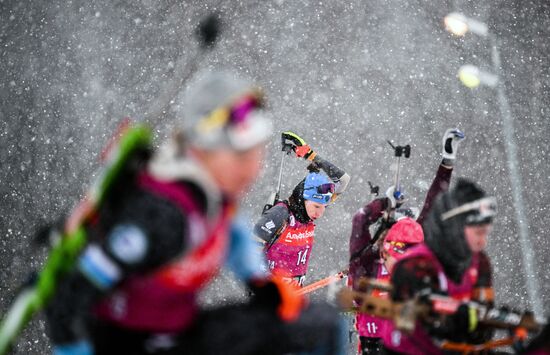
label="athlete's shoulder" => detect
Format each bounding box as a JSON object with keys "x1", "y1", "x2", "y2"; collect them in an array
[
  {"x1": 254, "y1": 204, "x2": 289, "y2": 241},
  {"x1": 263, "y1": 203, "x2": 290, "y2": 223}
]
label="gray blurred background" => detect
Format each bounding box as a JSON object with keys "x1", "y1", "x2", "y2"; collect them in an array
[{"x1": 1, "y1": 0, "x2": 549, "y2": 353}]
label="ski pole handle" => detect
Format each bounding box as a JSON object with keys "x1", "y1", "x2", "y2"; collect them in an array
[{"x1": 281, "y1": 134, "x2": 297, "y2": 153}]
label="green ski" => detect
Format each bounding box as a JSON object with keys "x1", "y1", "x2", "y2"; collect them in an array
[{"x1": 0, "y1": 121, "x2": 152, "y2": 354}]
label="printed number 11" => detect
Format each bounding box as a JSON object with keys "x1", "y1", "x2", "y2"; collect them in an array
[{"x1": 296, "y1": 249, "x2": 308, "y2": 265}]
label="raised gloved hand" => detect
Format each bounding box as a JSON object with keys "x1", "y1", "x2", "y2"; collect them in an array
[
  {"x1": 249, "y1": 273, "x2": 307, "y2": 322},
  {"x1": 281, "y1": 131, "x2": 316, "y2": 161},
  {"x1": 441, "y1": 128, "x2": 465, "y2": 166},
  {"x1": 53, "y1": 340, "x2": 94, "y2": 355},
  {"x1": 385, "y1": 185, "x2": 406, "y2": 209}
]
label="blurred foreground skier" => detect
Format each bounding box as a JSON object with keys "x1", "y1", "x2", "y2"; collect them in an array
[
  {"x1": 348, "y1": 128, "x2": 464, "y2": 354},
  {"x1": 45, "y1": 70, "x2": 345, "y2": 355},
  {"x1": 382, "y1": 178, "x2": 496, "y2": 354},
  {"x1": 254, "y1": 132, "x2": 350, "y2": 286}
]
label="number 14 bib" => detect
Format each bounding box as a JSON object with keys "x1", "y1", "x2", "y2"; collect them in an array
[{"x1": 265, "y1": 219, "x2": 315, "y2": 277}]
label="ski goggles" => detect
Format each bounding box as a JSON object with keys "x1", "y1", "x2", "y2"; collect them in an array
[
  {"x1": 194, "y1": 91, "x2": 272, "y2": 151},
  {"x1": 196, "y1": 91, "x2": 265, "y2": 133},
  {"x1": 230, "y1": 95, "x2": 262, "y2": 124},
  {"x1": 303, "y1": 183, "x2": 335, "y2": 204},
  {"x1": 305, "y1": 183, "x2": 335, "y2": 195},
  {"x1": 303, "y1": 186, "x2": 334, "y2": 204}
]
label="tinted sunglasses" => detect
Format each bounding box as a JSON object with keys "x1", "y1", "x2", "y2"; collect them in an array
[
  {"x1": 229, "y1": 95, "x2": 262, "y2": 124},
  {"x1": 197, "y1": 92, "x2": 263, "y2": 133}
]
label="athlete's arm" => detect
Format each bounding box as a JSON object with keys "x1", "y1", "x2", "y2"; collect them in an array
[
  {"x1": 46, "y1": 189, "x2": 189, "y2": 345},
  {"x1": 390, "y1": 256, "x2": 440, "y2": 302},
  {"x1": 416, "y1": 164, "x2": 453, "y2": 226},
  {"x1": 348, "y1": 198, "x2": 392, "y2": 289},
  {"x1": 226, "y1": 217, "x2": 269, "y2": 281},
  {"x1": 349, "y1": 198, "x2": 389, "y2": 258},
  {"x1": 312, "y1": 155, "x2": 350, "y2": 196},
  {"x1": 418, "y1": 129, "x2": 464, "y2": 225}
]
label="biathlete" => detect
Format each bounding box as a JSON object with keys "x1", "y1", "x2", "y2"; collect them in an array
[
  {"x1": 383, "y1": 178, "x2": 497, "y2": 354},
  {"x1": 45, "y1": 71, "x2": 346, "y2": 355},
  {"x1": 348, "y1": 128, "x2": 465, "y2": 354},
  {"x1": 254, "y1": 131, "x2": 350, "y2": 286}
]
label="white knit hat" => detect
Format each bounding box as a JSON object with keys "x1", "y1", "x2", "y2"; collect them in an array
[{"x1": 180, "y1": 69, "x2": 272, "y2": 151}]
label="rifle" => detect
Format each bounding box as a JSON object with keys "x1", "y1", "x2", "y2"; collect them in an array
[{"x1": 338, "y1": 278, "x2": 543, "y2": 335}]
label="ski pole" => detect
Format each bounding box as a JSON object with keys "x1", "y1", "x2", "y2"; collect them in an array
[
  {"x1": 386, "y1": 141, "x2": 410, "y2": 218},
  {"x1": 263, "y1": 135, "x2": 293, "y2": 214},
  {"x1": 296, "y1": 270, "x2": 348, "y2": 296},
  {"x1": 276, "y1": 136, "x2": 295, "y2": 201},
  {"x1": 394, "y1": 154, "x2": 401, "y2": 193},
  {"x1": 349, "y1": 143, "x2": 412, "y2": 263},
  {"x1": 262, "y1": 151, "x2": 286, "y2": 214},
  {"x1": 275, "y1": 150, "x2": 286, "y2": 202},
  {"x1": 145, "y1": 13, "x2": 221, "y2": 126},
  {"x1": 441, "y1": 337, "x2": 516, "y2": 353}
]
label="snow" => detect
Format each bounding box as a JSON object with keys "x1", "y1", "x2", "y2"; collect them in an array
[{"x1": 1, "y1": 0, "x2": 549, "y2": 353}]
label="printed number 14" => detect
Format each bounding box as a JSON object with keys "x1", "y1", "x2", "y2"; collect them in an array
[{"x1": 296, "y1": 248, "x2": 308, "y2": 265}]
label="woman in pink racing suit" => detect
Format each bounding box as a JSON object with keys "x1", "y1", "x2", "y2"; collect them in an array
[
  {"x1": 254, "y1": 131, "x2": 350, "y2": 286},
  {"x1": 348, "y1": 128, "x2": 464, "y2": 354}
]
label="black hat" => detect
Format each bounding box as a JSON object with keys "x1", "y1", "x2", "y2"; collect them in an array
[
  {"x1": 423, "y1": 178, "x2": 496, "y2": 283},
  {"x1": 287, "y1": 179, "x2": 311, "y2": 224},
  {"x1": 442, "y1": 179, "x2": 497, "y2": 226}
]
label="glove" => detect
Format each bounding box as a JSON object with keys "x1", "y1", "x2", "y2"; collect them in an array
[
  {"x1": 385, "y1": 185, "x2": 406, "y2": 209},
  {"x1": 249, "y1": 273, "x2": 307, "y2": 322},
  {"x1": 452, "y1": 303, "x2": 478, "y2": 334},
  {"x1": 281, "y1": 131, "x2": 316, "y2": 160},
  {"x1": 53, "y1": 340, "x2": 94, "y2": 355},
  {"x1": 441, "y1": 128, "x2": 465, "y2": 165}
]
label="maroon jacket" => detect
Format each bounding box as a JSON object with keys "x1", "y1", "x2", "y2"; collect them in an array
[
  {"x1": 387, "y1": 246, "x2": 493, "y2": 352},
  {"x1": 348, "y1": 164, "x2": 453, "y2": 288}
]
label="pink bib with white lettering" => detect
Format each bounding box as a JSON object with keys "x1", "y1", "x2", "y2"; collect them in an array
[{"x1": 265, "y1": 212, "x2": 315, "y2": 278}]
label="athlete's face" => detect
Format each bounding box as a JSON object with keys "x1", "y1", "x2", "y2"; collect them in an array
[
  {"x1": 464, "y1": 223, "x2": 492, "y2": 253},
  {"x1": 304, "y1": 200, "x2": 326, "y2": 220},
  {"x1": 382, "y1": 252, "x2": 398, "y2": 273},
  {"x1": 194, "y1": 144, "x2": 265, "y2": 200}
]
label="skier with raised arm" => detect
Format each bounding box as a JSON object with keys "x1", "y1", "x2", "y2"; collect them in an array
[
  {"x1": 348, "y1": 129, "x2": 465, "y2": 354},
  {"x1": 254, "y1": 132, "x2": 351, "y2": 287},
  {"x1": 382, "y1": 178, "x2": 496, "y2": 354},
  {"x1": 45, "y1": 70, "x2": 345, "y2": 355}
]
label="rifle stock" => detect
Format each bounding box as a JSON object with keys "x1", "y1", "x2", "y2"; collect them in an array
[{"x1": 338, "y1": 278, "x2": 543, "y2": 334}]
